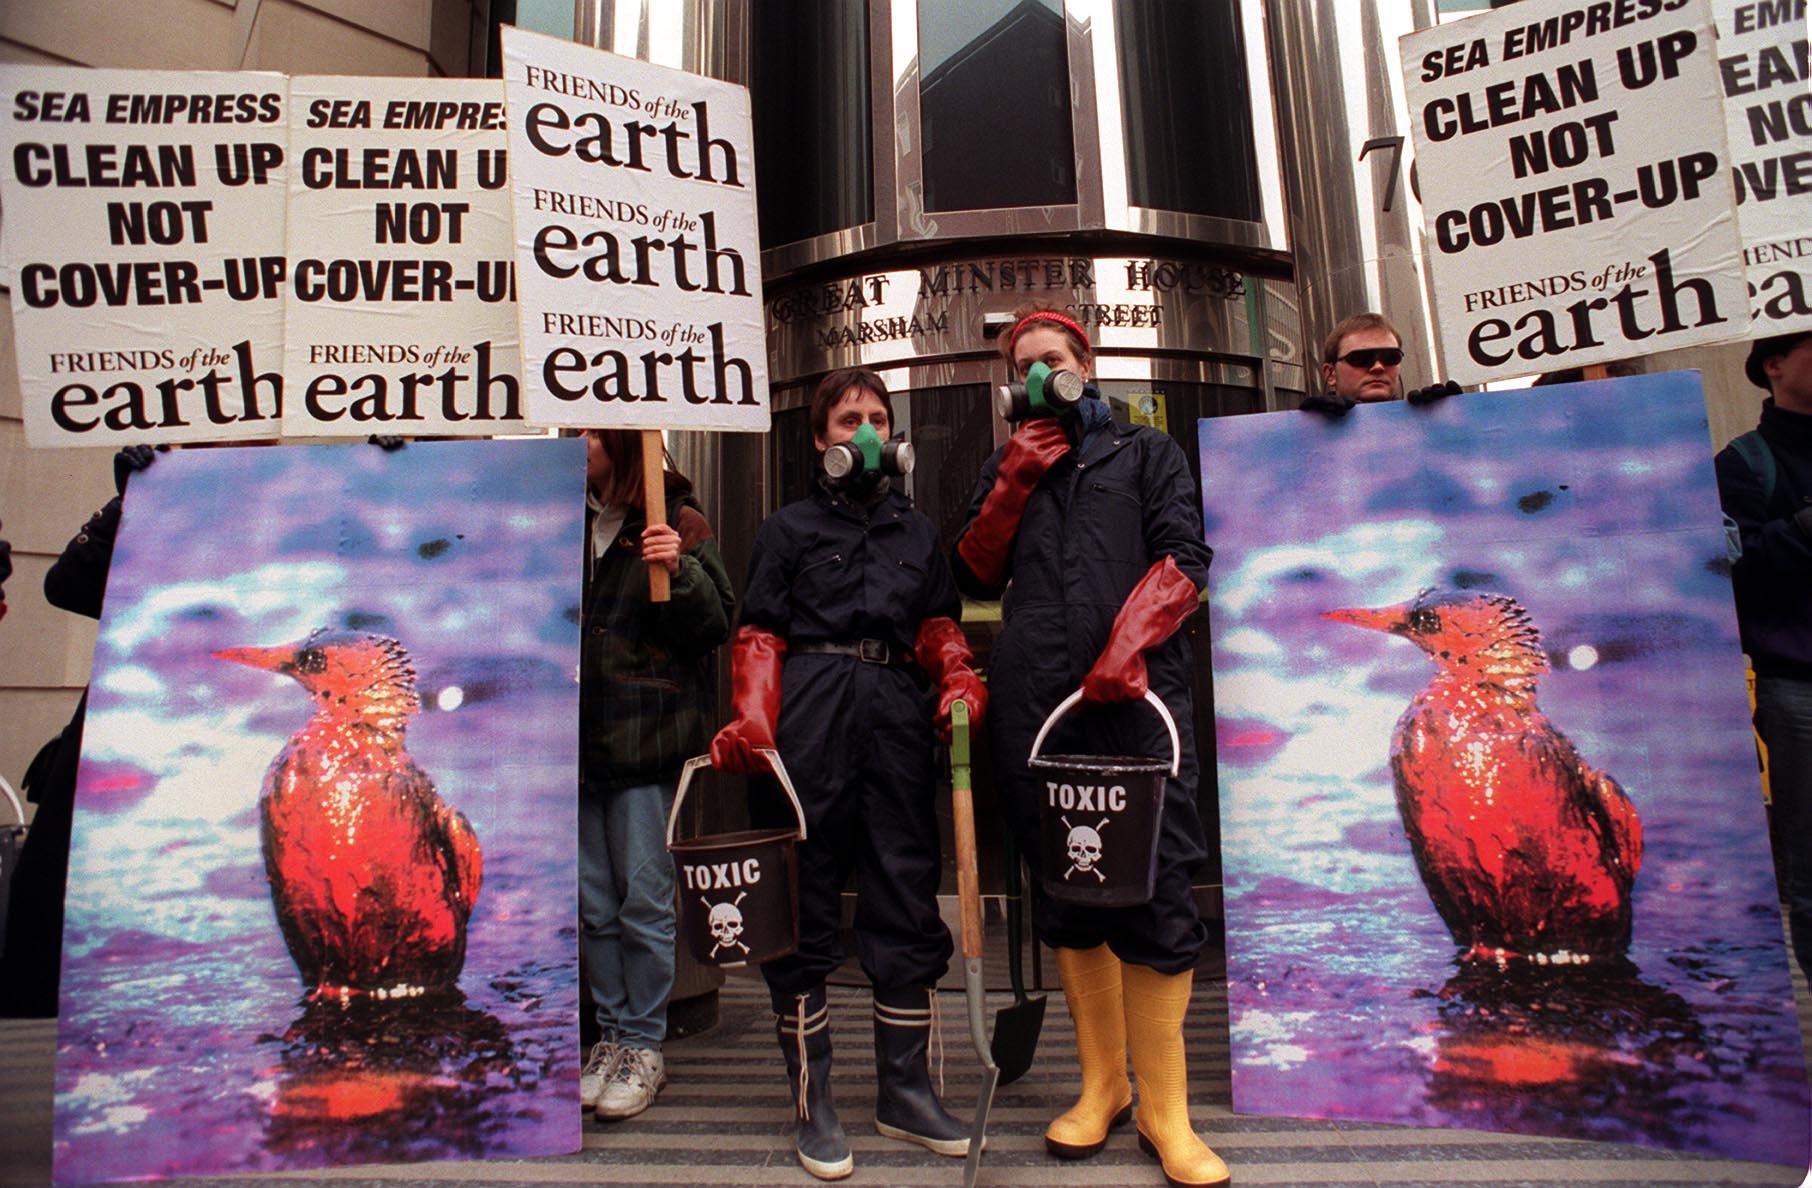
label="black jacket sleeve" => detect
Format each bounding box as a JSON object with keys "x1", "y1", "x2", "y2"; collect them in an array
[
  {"x1": 44, "y1": 497, "x2": 122, "y2": 621},
  {"x1": 1139, "y1": 431, "x2": 1213, "y2": 590},
  {"x1": 737, "y1": 513, "x2": 797, "y2": 636},
  {"x1": 1717, "y1": 445, "x2": 1812, "y2": 588},
  {"x1": 951, "y1": 447, "x2": 1007, "y2": 600}
]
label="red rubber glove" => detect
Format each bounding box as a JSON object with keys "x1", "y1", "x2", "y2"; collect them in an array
[
  {"x1": 1081, "y1": 557, "x2": 1199, "y2": 702},
  {"x1": 710, "y1": 625, "x2": 786, "y2": 774},
  {"x1": 955, "y1": 417, "x2": 1072, "y2": 588},
  {"x1": 914, "y1": 616, "x2": 986, "y2": 743}
]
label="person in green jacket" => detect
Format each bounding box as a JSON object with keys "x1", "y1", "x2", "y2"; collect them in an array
[{"x1": 578, "y1": 428, "x2": 735, "y2": 1121}]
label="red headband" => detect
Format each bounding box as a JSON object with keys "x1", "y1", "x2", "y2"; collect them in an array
[{"x1": 1007, "y1": 310, "x2": 1091, "y2": 354}]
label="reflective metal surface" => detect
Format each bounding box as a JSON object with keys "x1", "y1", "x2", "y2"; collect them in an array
[
  {"x1": 1261, "y1": 0, "x2": 1443, "y2": 386},
  {"x1": 763, "y1": 251, "x2": 1302, "y2": 406},
  {"x1": 757, "y1": 1, "x2": 1282, "y2": 279}
]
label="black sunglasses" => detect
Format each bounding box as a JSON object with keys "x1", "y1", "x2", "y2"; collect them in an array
[{"x1": 1337, "y1": 348, "x2": 1404, "y2": 369}]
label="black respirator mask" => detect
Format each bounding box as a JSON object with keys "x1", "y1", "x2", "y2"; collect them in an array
[
  {"x1": 822, "y1": 422, "x2": 915, "y2": 490},
  {"x1": 995, "y1": 361, "x2": 1087, "y2": 421}
]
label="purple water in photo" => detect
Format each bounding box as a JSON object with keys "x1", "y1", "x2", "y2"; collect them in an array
[
  {"x1": 52, "y1": 438, "x2": 584, "y2": 1184},
  {"x1": 1199, "y1": 374, "x2": 1810, "y2": 1166}
]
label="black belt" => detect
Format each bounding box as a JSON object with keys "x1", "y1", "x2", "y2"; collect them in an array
[{"x1": 793, "y1": 639, "x2": 915, "y2": 668}]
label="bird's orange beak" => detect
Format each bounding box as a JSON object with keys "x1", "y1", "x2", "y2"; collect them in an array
[
  {"x1": 1321, "y1": 604, "x2": 1408, "y2": 633},
  {"x1": 211, "y1": 644, "x2": 295, "y2": 672}
]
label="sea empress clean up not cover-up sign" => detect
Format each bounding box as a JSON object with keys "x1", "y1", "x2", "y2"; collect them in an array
[
  {"x1": 501, "y1": 26, "x2": 769, "y2": 432},
  {"x1": 0, "y1": 69, "x2": 289, "y2": 447},
  {"x1": 1712, "y1": 0, "x2": 1811, "y2": 335},
  {"x1": 282, "y1": 78, "x2": 524, "y2": 437},
  {"x1": 1402, "y1": 0, "x2": 1748, "y2": 382}
]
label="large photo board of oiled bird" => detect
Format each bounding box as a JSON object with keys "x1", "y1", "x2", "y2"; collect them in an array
[
  {"x1": 1199, "y1": 373, "x2": 1809, "y2": 1165},
  {"x1": 52, "y1": 438, "x2": 583, "y2": 1184}
]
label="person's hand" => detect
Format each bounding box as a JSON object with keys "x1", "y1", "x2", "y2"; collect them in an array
[
  {"x1": 710, "y1": 627, "x2": 786, "y2": 775},
  {"x1": 999, "y1": 416, "x2": 1072, "y2": 485},
  {"x1": 1406, "y1": 380, "x2": 1462, "y2": 406},
  {"x1": 113, "y1": 445, "x2": 162, "y2": 493},
  {"x1": 640, "y1": 523, "x2": 681, "y2": 576},
  {"x1": 368, "y1": 435, "x2": 406, "y2": 451},
  {"x1": 1300, "y1": 392, "x2": 1356, "y2": 417}
]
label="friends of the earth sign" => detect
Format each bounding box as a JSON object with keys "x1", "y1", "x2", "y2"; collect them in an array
[{"x1": 501, "y1": 26, "x2": 769, "y2": 433}]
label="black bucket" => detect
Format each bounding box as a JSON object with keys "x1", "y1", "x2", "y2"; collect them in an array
[
  {"x1": 1029, "y1": 689, "x2": 1180, "y2": 908},
  {"x1": 666, "y1": 749, "x2": 807, "y2": 968}
]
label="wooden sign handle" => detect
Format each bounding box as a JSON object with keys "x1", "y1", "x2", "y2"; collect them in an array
[{"x1": 642, "y1": 430, "x2": 670, "y2": 603}]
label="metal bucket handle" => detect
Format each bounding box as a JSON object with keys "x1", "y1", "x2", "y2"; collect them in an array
[
  {"x1": 1027, "y1": 688, "x2": 1181, "y2": 779},
  {"x1": 666, "y1": 748, "x2": 809, "y2": 848}
]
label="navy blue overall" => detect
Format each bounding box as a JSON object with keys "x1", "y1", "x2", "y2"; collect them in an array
[
  {"x1": 740, "y1": 479, "x2": 959, "y2": 1004},
  {"x1": 954, "y1": 398, "x2": 1213, "y2": 974}
]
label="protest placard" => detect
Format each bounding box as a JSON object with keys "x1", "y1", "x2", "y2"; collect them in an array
[
  {"x1": 1402, "y1": 0, "x2": 1748, "y2": 382},
  {"x1": 1713, "y1": 0, "x2": 1810, "y2": 335},
  {"x1": 501, "y1": 26, "x2": 768, "y2": 433},
  {"x1": 0, "y1": 68, "x2": 289, "y2": 447},
  {"x1": 282, "y1": 78, "x2": 523, "y2": 437}
]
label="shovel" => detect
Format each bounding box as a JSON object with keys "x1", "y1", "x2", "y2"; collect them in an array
[
  {"x1": 949, "y1": 699, "x2": 997, "y2": 1188},
  {"x1": 990, "y1": 828, "x2": 1047, "y2": 1084}
]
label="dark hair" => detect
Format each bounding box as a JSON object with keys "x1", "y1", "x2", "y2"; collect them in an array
[
  {"x1": 810, "y1": 367, "x2": 894, "y2": 442},
  {"x1": 1321, "y1": 312, "x2": 1402, "y2": 366},
  {"x1": 588, "y1": 428, "x2": 682, "y2": 508},
  {"x1": 998, "y1": 300, "x2": 1092, "y2": 374},
  {"x1": 1532, "y1": 359, "x2": 1643, "y2": 387}
]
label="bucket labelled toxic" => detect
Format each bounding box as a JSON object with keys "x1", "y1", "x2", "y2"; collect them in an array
[
  {"x1": 1028, "y1": 689, "x2": 1180, "y2": 908},
  {"x1": 667, "y1": 748, "x2": 807, "y2": 967}
]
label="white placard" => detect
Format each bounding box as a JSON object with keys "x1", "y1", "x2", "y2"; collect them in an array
[
  {"x1": 1402, "y1": 0, "x2": 1749, "y2": 383},
  {"x1": 0, "y1": 68, "x2": 288, "y2": 447},
  {"x1": 282, "y1": 78, "x2": 524, "y2": 436},
  {"x1": 501, "y1": 26, "x2": 768, "y2": 432},
  {"x1": 1713, "y1": 0, "x2": 1810, "y2": 336}
]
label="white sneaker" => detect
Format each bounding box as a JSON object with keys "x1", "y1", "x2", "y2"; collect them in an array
[
  {"x1": 579, "y1": 1040, "x2": 621, "y2": 1108},
  {"x1": 594, "y1": 1047, "x2": 665, "y2": 1120}
]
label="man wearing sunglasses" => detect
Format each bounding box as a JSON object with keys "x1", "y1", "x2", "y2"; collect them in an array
[{"x1": 1302, "y1": 313, "x2": 1458, "y2": 414}]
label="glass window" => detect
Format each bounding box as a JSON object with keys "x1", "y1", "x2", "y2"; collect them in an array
[
  {"x1": 919, "y1": 0, "x2": 1076, "y2": 212},
  {"x1": 1115, "y1": 1, "x2": 1262, "y2": 221},
  {"x1": 751, "y1": 1, "x2": 874, "y2": 247}
]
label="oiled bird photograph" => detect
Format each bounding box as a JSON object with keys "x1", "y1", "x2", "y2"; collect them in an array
[
  {"x1": 1198, "y1": 374, "x2": 1808, "y2": 1166},
  {"x1": 1322, "y1": 588, "x2": 1643, "y2": 964},
  {"x1": 213, "y1": 629, "x2": 483, "y2": 1000},
  {"x1": 53, "y1": 439, "x2": 585, "y2": 1184}
]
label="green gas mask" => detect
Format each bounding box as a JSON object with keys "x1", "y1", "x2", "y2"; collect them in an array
[
  {"x1": 822, "y1": 421, "x2": 915, "y2": 487},
  {"x1": 995, "y1": 361, "x2": 1087, "y2": 421}
]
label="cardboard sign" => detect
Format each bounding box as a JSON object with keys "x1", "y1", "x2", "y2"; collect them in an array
[
  {"x1": 53, "y1": 438, "x2": 584, "y2": 1183},
  {"x1": 282, "y1": 78, "x2": 524, "y2": 436},
  {"x1": 1199, "y1": 376, "x2": 1808, "y2": 1164},
  {"x1": 1713, "y1": 0, "x2": 1811, "y2": 334},
  {"x1": 501, "y1": 26, "x2": 769, "y2": 432},
  {"x1": 0, "y1": 68, "x2": 289, "y2": 447},
  {"x1": 1402, "y1": 0, "x2": 1748, "y2": 382}
]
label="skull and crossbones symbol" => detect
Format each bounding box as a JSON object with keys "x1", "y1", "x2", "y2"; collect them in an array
[
  {"x1": 1063, "y1": 816, "x2": 1110, "y2": 882},
  {"x1": 705, "y1": 892, "x2": 750, "y2": 959}
]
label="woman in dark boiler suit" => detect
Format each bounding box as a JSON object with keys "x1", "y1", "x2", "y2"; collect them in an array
[
  {"x1": 712, "y1": 367, "x2": 986, "y2": 1182},
  {"x1": 953, "y1": 305, "x2": 1228, "y2": 1188}
]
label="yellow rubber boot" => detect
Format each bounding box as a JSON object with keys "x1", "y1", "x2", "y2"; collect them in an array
[
  {"x1": 1044, "y1": 944, "x2": 1134, "y2": 1158},
  {"x1": 1122, "y1": 963, "x2": 1231, "y2": 1187}
]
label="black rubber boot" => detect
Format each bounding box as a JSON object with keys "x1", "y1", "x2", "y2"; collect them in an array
[
  {"x1": 777, "y1": 987, "x2": 852, "y2": 1180},
  {"x1": 872, "y1": 986, "x2": 970, "y2": 1157}
]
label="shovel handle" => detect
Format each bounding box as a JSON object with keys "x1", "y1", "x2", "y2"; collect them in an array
[{"x1": 950, "y1": 699, "x2": 984, "y2": 961}]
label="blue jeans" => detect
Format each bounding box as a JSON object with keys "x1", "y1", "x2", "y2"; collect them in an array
[
  {"x1": 1757, "y1": 675, "x2": 1812, "y2": 978},
  {"x1": 579, "y1": 776, "x2": 677, "y2": 1049}
]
